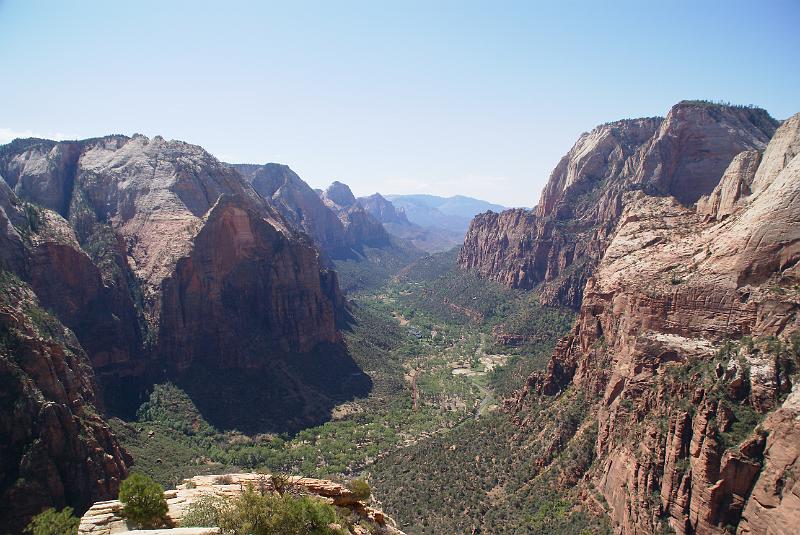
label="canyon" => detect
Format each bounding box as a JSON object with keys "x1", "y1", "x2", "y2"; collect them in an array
[
  {"x1": 0, "y1": 136, "x2": 371, "y2": 530},
  {"x1": 2, "y1": 100, "x2": 799, "y2": 535},
  {"x1": 459, "y1": 102, "x2": 778, "y2": 309}
]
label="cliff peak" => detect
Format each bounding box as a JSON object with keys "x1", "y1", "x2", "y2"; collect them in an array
[
  {"x1": 323, "y1": 180, "x2": 357, "y2": 208},
  {"x1": 459, "y1": 100, "x2": 782, "y2": 307}
]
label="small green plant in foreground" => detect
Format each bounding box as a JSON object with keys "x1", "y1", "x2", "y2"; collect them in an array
[
  {"x1": 119, "y1": 472, "x2": 170, "y2": 528},
  {"x1": 181, "y1": 486, "x2": 346, "y2": 534},
  {"x1": 24, "y1": 507, "x2": 80, "y2": 535}
]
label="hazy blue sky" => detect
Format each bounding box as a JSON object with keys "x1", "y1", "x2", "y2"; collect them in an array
[{"x1": 1, "y1": 1, "x2": 798, "y2": 206}]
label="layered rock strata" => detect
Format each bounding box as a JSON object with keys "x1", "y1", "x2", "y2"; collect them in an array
[
  {"x1": 459, "y1": 102, "x2": 778, "y2": 308},
  {"x1": 0, "y1": 135, "x2": 343, "y2": 376},
  {"x1": 0, "y1": 278, "x2": 131, "y2": 533},
  {"x1": 0, "y1": 135, "x2": 367, "y2": 526},
  {"x1": 508, "y1": 112, "x2": 800, "y2": 534}
]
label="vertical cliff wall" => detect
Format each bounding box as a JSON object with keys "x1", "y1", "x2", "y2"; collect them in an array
[
  {"x1": 459, "y1": 102, "x2": 778, "y2": 308},
  {"x1": 508, "y1": 112, "x2": 800, "y2": 534}
]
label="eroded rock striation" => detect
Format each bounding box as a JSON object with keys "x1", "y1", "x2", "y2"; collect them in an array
[
  {"x1": 0, "y1": 135, "x2": 345, "y2": 375},
  {"x1": 506, "y1": 110, "x2": 800, "y2": 534},
  {"x1": 233, "y1": 163, "x2": 353, "y2": 258},
  {"x1": 459, "y1": 102, "x2": 778, "y2": 308},
  {"x1": 0, "y1": 277, "x2": 131, "y2": 533}
]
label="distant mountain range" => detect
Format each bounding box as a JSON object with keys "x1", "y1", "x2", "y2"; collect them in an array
[{"x1": 384, "y1": 194, "x2": 506, "y2": 234}]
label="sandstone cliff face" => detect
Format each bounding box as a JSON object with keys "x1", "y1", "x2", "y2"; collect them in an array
[
  {"x1": 322, "y1": 180, "x2": 358, "y2": 209},
  {"x1": 459, "y1": 102, "x2": 778, "y2": 308},
  {"x1": 321, "y1": 181, "x2": 393, "y2": 250},
  {"x1": 233, "y1": 163, "x2": 352, "y2": 258},
  {"x1": 0, "y1": 135, "x2": 343, "y2": 376},
  {"x1": 509, "y1": 112, "x2": 800, "y2": 534},
  {"x1": 158, "y1": 195, "x2": 340, "y2": 371},
  {"x1": 0, "y1": 277, "x2": 131, "y2": 533},
  {"x1": 358, "y1": 193, "x2": 411, "y2": 226},
  {"x1": 0, "y1": 135, "x2": 366, "y2": 526}
]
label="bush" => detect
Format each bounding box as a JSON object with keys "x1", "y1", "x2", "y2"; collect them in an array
[
  {"x1": 24, "y1": 507, "x2": 80, "y2": 535},
  {"x1": 183, "y1": 487, "x2": 346, "y2": 534},
  {"x1": 181, "y1": 495, "x2": 230, "y2": 528},
  {"x1": 119, "y1": 472, "x2": 169, "y2": 528},
  {"x1": 347, "y1": 479, "x2": 371, "y2": 501},
  {"x1": 214, "y1": 474, "x2": 235, "y2": 485}
]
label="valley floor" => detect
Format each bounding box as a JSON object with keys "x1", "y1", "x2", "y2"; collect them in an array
[{"x1": 112, "y1": 251, "x2": 609, "y2": 534}]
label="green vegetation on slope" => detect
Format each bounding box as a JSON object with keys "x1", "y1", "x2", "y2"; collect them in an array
[
  {"x1": 366, "y1": 390, "x2": 610, "y2": 534},
  {"x1": 110, "y1": 250, "x2": 591, "y2": 533}
]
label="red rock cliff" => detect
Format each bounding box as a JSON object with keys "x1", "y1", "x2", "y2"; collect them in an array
[
  {"x1": 0, "y1": 278, "x2": 131, "y2": 533},
  {"x1": 0, "y1": 135, "x2": 344, "y2": 376},
  {"x1": 509, "y1": 112, "x2": 800, "y2": 534},
  {"x1": 459, "y1": 102, "x2": 778, "y2": 308}
]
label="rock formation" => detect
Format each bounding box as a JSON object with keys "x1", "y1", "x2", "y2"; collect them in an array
[
  {"x1": 78, "y1": 473, "x2": 405, "y2": 535},
  {"x1": 321, "y1": 181, "x2": 393, "y2": 250},
  {"x1": 358, "y1": 193, "x2": 411, "y2": 226},
  {"x1": 0, "y1": 135, "x2": 371, "y2": 526},
  {"x1": 0, "y1": 276, "x2": 131, "y2": 533},
  {"x1": 0, "y1": 135, "x2": 347, "y2": 373},
  {"x1": 459, "y1": 102, "x2": 778, "y2": 308},
  {"x1": 232, "y1": 163, "x2": 352, "y2": 257},
  {"x1": 505, "y1": 109, "x2": 800, "y2": 534}
]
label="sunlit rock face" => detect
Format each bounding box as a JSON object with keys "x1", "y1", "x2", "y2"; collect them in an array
[
  {"x1": 0, "y1": 134, "x2": 369, "y2": 527},
  {"x1": 0, "y1": 135, "x2": 344, "y2": 374},
  {"x1": 459, "y1": 102, "x2": 778, "y2": 309},
  {"x1": 507, "y1": 112, "x2": 800, "y2": 534}
]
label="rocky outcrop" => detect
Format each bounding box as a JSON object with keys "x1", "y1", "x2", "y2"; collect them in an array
[
  {"x1": 738, "y1": 389, "x2": 800, "y2": 534},
  {"x1": 78, "y1": 473, "x2": 405, "y2": 535},
  {"x1": 0, "y1": 135, "x2": 373, "y2": 525},
  {"x1": 0, "y1": 174, "x2": 145, "y2": 379},
  {"x1": 358, "y1": 193, "x2": 411, "y2": 226},
  {"x1": 508, "y1": 112, "x2": 800, "y2": 534},
  {"x1": 459, "y1": 102, "x2": 779, "y2": 308},
  {"x1": 697, "y1": 151, "x2": 761, "y2": 220},
  {"x1": 0, "y1": 277, "x2": 131, "y2": 533},
  {"x1": 158, "y1": 195, "x2": 340, "y2": 371},
  {"x1": 0, "y1": 135, "x2": 347, "y2": 376},
  {"x1": 321, "y1": 181, "x2": 393, "y2": 250},
  {"x1": 233, "y1": 163, "x2": 352, "y2": 258},
  {"x1": 322, "y1": 181, "x2": 358, "y2": 210}
]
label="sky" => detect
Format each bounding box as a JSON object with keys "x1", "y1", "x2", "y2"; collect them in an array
[{"x1": 0, "y1": 1, "x2": 798, "y2": 207}]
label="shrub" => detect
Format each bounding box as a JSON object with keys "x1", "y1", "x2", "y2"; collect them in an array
[
  {"x1": 181, "y1": 495, "x2": 230, "y2": 528},
  {"x1": 270, "y1": 474, "x2": 290, "y2": 495},
  {"x1": 216, "y1": 487, "x2": 345, "y2": 535},
  {"x1": 347, "y1": 479, "x2": 371, "y2": 501},
  {"x1": 24, "y1": 507, "x2": 80, "y2": 535},
  {"x1": 119, "y1": 472, "x2": 169, "y2": 528},
  {"x1": 214, "y1": 474, "x2": 235, "y2": 485}
]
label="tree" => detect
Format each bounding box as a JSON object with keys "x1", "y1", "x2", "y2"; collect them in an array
[
  {"x1": 347, "y1": 479, "x2": 371, "y2": 501},
  {"x1": 119, "y1": 472, "x2": 170, "y2": 528},
  {"x1": 24, "y1": 508, "x2": 80, "y2": 535}
]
